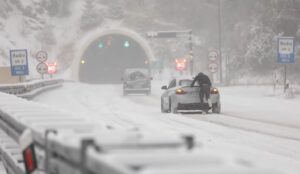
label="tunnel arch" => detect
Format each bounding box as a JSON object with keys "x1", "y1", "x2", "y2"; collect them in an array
[{"x1": 71, "y1": 28, "x2": 155, "y2": 83}]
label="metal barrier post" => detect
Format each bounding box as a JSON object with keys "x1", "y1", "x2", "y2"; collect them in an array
[
  {"x1": 80, "y1": 139, "x2": 101, "y2": 174},
  {"x1": 182, "y1": 135, "x2": 195, "y2": 150},
  {"x1": 45, "y1": 129, "x2": 57, "y2": 174}
]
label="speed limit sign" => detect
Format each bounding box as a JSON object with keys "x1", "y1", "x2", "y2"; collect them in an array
[
  {"x1": 36, "y1": 62, "x2": 48, "y2": 74},
  {"x1": 208, "y1": 50, "x2": 218, "y2": 62},
  {"x1": 208, "y1": 62, "x2": 218, "y2": 73},
  {"x1": 36, "y1": 51, "x2": 48, "y2": 62}
]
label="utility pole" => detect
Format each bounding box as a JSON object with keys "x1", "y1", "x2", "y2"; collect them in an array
[
  {"x1": 189, "y1": 30, "x2": 194, "y2": 76},
  {"x1": 218, "y1": 0, "x2": 223, "y2": 84},
  {"x1": 284, "y1": 64, "x2": 287, "y2": 92}
]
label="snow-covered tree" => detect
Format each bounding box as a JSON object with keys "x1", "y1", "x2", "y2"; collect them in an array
[{"x1": 80, "y1": 0, "x2": 103, "y2": 31}]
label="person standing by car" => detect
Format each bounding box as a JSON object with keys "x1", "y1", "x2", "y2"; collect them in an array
[{"x1": 191, "y1": 72, "x2": 212, "y2": 110}]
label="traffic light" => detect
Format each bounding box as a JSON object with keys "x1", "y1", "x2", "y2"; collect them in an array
[
  {"x1": 98, "y1": 41, "x2": 104, "y2": 48},
  {"x1": 123, "y1": 40, "x2": 130, "y2": 48}
]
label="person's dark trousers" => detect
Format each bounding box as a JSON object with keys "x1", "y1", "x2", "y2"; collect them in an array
[{"x1": 199, "y1": 84, "x2": 211, "y2": 109}]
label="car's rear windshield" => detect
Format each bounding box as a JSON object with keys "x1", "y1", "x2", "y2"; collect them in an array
[
  {"x1": 129, "y1": 71, "x2": 146, "y2": 80},
  {"x1": 179, "y1": 79, "x2": 192, "y2": 86}
]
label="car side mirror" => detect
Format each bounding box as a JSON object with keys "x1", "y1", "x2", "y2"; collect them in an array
[{"x1": 161, "y1": 85, "x2": 167, "y2": 90}]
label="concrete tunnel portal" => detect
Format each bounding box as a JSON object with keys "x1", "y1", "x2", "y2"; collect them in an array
[{"x1": 78, "y1": 32, "x2": 152, "y2": 84}]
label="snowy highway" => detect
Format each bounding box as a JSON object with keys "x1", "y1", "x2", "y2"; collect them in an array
[
  {"x1": 33, "y1": 80, "x2": 300, "y2": 173},
  {"x1": 2, "y1": 1, "x2": 300, "y2": 173}
]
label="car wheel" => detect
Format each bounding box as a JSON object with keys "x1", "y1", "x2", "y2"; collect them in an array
[
  {"x1": 161, "y1": 98, "x2": 167, "y2": 113},
  {"x1": 169, "y1": 98, "x2": 178, "y2": 114},
  {"x1": 212, "y1": 102, "x2": 221, "y2": 114},
  {"x1": 171, "y1": 106, "x2": 178, "y2": 114}
]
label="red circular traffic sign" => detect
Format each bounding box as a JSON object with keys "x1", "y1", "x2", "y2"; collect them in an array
[
  {"x1": 208, "y1": 62, "x2": 218, "y2": 73},
  {"x1": 175, "y1": 59, "x2": 187, "y2": 71},
  {"x1": 36, "y1": 51, "x2": 48, "y2": 62},
  {"x1": 36, "y1": 62, "x2": 48, "y2": 74},
  {"x1": 47, "y1": 63, "x2": 57, "y2": 74},
  {"x1": 208, "y1": 50, "x2": 218, "y2": 62}
]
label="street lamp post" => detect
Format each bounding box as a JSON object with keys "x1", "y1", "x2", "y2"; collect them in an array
[{"x1": 218, "y1": 0, "x2": 223, "y2": 85}]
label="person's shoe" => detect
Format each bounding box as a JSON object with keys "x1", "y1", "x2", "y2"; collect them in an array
[{"x1": 202, "y1": 109, "x2": 208, "y2": 115}]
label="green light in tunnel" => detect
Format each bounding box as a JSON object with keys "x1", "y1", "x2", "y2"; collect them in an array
[
  {"x1": 98, "y1": 41, "x2": 104, "y2": 48},
  {"x1": 123, "y1": 40, "x2": 130, "y2": 48}
]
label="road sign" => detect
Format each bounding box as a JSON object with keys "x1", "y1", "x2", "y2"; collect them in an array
[
  {"x1": 146, "y1": 32, "x2": 158, "y2": 38},
  {"x1": 147, "y1": 31, "x2": 191, "y2": 38},
  {"x1": 277, "y1": 37, "x2": 295, "y2": 63},
  {"x1": 36, "y1": 62, "x2": 48, "y2": 74},
  {"x1": 208, "y1": 62, "x2": 218, "y2": 73},
  {"x1": 10, "y1": 49, "x2": 29, "y2": 76},
  {"x1": 47, "y1": 62, "x2": 57, "y2": 74},
  {"x1": 147, "y1": 30, "x2": 194, "y2": 75},
  {"x1": 175, "y1": 59, "x2": 187, "y2": 71},
  {"x1": 36, "y1": 51, "x2": 48, "y2": 62},
  {"x1": 208, "y1": 50, "x2": 218, "y2": 62}
]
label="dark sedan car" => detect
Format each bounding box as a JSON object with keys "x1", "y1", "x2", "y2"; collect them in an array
[{"x1": 122, "y1": 68, "x2": 151, "y2": 95}]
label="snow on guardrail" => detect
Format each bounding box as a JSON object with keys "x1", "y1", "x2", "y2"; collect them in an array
[
  {"x1": 0, "y1": 79, "x2": 64, "y2": 99},
  {"x1": 0, "y1": 91, "x2": 288, "y2": 174}
]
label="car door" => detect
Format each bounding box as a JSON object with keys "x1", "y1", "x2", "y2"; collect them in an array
[{"x1": 161, "y1": 79, "x2": 176, "y2": 108}]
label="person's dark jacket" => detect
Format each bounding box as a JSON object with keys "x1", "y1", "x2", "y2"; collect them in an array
[{"x1": 191, "y1": 73, "x2": 211, "y2": 86}]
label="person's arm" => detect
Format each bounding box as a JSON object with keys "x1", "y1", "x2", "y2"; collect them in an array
[
  {"x1": 191, "y1": 75, "x2": 198, "y2": 86},
  {"x1": 207, "y1": 76, "x2": 212, "y2": 86}
]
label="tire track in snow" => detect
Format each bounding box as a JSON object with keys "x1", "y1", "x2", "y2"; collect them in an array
[{"x1": 183, "y1": 113, "x2": 300, "y2": 142}]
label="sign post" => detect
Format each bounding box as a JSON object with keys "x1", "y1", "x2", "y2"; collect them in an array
[
  {"x1": 36, "y1": 63, "x2": 48, "y2": 79},
  {"x1": 9, "y1": 49, "x2": 29, "y2": 82},
  {"x1": 208, "y1": 49, "x2": 219, "y2": 83},
  {"x1": 277, "y1": 37, "x2": 295, "y2": 92},
  {"x1": 35, "y1": 51, "x2": 48, "y2": 79}
]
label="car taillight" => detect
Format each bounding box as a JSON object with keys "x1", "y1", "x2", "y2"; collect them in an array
[
  {"x1": 210, "y1": 88, "x2": 219, "y2": 94},
  {"x1": 176, "y1": 88, "x2": 186, "y2": 94}
]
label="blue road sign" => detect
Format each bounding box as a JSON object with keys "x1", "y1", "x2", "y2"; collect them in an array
[
  {"x1": 277, "y1": 37, "x2": 295, "y2": 63},
  {"x1": 10, "y1": 49, "x2": 29, "y2": 76}
]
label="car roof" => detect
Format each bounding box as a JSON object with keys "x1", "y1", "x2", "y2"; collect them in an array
[
  {"x1": 125, "y1": 68, "x2": 149, "y2": 73},
  {"x1": 170, "y1": 76, "x2": 194, "y2": 81}
]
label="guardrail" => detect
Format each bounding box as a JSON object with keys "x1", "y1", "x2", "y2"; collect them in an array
[
  {"x1": 0, "y1": 79, "x2": 64, "y2": 99},
  {"x1": 0, "y1": 86, "x2": 286, "y2": 174}
]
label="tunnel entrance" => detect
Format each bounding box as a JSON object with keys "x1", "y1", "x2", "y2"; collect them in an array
[{"x1": 79, "y1": 34, "x2": 149, "y2": 84}]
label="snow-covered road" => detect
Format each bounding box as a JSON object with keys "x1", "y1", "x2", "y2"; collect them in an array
[{"x1": 33, "y1": 81, "x2": 300, "y2": 173}]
